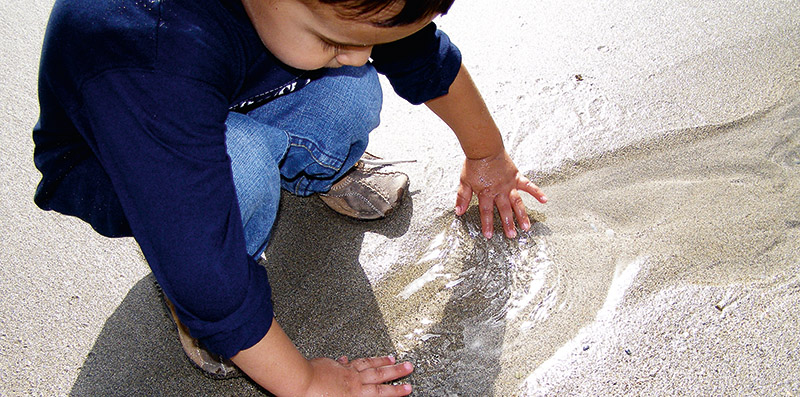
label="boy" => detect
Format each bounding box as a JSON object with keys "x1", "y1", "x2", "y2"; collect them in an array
[{"x1": 33, "y1": 0, "x2": 547, "y2": 394}]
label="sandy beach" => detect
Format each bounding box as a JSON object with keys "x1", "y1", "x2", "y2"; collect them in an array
[{"x1": 2, "y1": 0, "x2": 799, "y2": 395}]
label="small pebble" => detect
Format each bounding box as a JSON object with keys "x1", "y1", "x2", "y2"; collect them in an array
[
  {"x1": 582, "y1": 345, "x2": 590, "y2": 351},
  {"x1": 624, "y1": 349, "x2": 632, "y2": 355}
]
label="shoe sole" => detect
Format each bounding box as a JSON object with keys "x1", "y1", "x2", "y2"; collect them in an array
[{"x1": 154, "y1": 281, "x2": 243, "y2": 380}]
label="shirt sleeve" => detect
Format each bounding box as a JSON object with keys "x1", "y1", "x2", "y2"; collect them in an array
[
  {"x1": 371, "y1": 22, "x2": 462, "y2": 105},
  {"x1": 80, "y1": 68, "x2": 273, "y2": 359}
]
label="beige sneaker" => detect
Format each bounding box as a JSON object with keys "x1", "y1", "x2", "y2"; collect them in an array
[
  {"x1": 320, "y1": 153, "x2": 413, "y2": 220},
  {"x1": 161, "y1": 292, "x2": 242, "y2": 379}
]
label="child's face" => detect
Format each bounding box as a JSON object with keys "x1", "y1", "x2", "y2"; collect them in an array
[{"x1": 241, "y1": 0, "x2": 435, "y2": 70}]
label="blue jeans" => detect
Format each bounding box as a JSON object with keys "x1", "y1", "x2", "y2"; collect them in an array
[{"x1": 224, "y1": 65, "x2": 382, "y2": 258}]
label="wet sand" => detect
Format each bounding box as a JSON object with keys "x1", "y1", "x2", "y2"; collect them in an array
[
  {"x1": 346, "y1": 95, "x2": 800, "y2": 395},
  {"x1": 2, "y1": 0, "x2": 799, "y2": 395},
  {"x1": 516, "y1": 97, "x2": 800, "y2": 395}
]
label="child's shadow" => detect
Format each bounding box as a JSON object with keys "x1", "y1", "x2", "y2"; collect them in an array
[
  {"x1": 263, "y1": 191, "x2": 413, "y2": 359},
  {"x1": 68, "y1": 191, "x2": 412, "y2": 396}
]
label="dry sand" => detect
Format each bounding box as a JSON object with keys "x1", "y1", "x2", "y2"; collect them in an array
[{"x1": 2, "y1": 0, "x2": 799, "y2": 395}]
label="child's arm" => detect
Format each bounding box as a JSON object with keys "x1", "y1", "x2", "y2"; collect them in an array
[
  {"x1": 230, "y1": 318, "x2": 414, "y2": 396},
  {"x1": 426, "y1": 64, "x2": 548, "y2": 239}
]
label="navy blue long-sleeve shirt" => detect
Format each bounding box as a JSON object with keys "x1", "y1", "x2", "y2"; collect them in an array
[{"x1": 33, "y1": 0, "x2": 461, "y2": 358}]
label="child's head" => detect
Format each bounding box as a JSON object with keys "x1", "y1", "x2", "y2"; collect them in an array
[
  {"x1": 315, "y1": 0, "x2": 454, "y2": 27},
  {"x1": 241, "y1": 0, "x2": 455, "y2": 70}
]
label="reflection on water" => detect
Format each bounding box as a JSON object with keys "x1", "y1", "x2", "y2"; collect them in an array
[{"x1": 375, "y1": 208, "x2": 562, "y2": 395}]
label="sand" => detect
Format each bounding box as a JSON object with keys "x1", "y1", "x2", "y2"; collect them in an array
[{"x1": 2, "y1": 0, "x2": 799, "y2": 395}]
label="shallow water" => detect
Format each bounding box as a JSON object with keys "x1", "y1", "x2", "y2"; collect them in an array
[
  {"x1": 362, "y1": 94, "x2": 800, "y2": 395},
  {"x1": 373, "y1": 209, "x2": 566, "y2": 395}
]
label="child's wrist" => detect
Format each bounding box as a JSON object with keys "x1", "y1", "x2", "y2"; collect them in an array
[{"x1": 463, "y1": 145, "x2": 505, "y2": 161}]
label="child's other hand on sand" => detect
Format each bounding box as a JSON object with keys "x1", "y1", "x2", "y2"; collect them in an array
[{"x1": 302, "y1": 355, "x2": 414, "y2": 396}]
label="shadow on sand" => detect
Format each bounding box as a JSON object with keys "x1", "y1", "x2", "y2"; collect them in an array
[{"x1": 70, "y1": 191, "x2": 413, "y2": 396}]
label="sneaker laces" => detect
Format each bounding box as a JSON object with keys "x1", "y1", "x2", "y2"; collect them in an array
[{"x1": 360, "y1": 151, "x2": 417, "y2": 166}]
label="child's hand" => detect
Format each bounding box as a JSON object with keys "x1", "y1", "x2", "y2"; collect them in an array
[
  {"x1": 455, "y1": 150, "x2": 547, "y2": 239},
  {"x1": 302, "y1": 355, "x2": 414, "y2": 396},
  {"x1": 424, "y1": 64, "x2": 546, "y2": 238},
  {"x1": 232, "y1": 319, "x2": 412, "y2": 396}
]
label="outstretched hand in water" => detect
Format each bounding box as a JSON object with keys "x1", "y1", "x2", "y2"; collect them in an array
[
  {"x1": 455, "y1": 149, "x2": 547, "y2": 239},
  {"x1": 424, "y1": 65, "x2": 547, "y2": 238}
]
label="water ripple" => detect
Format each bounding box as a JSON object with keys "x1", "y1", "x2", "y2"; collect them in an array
[{"x1": 375, "y1": 210, "x2": 563, "y2": 394}]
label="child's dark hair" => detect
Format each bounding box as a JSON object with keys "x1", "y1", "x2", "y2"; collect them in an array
[{"x1": 319, "y1": 0, "x2": 455, "y2": 27}]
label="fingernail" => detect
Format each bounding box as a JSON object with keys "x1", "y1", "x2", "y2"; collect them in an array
[
  {"x1": 541, "y1": 196, "x2": 548, "y2": 203},
  {"x1": 522, "y1": 221, "x2": 531, "y2": 231},
  {"x1": 508, "y1": 230, "x2": 517, "y2": 238},
  {"x1": 388, "y1": 355, "x2": 396, "y2": 363},
  {"x1": 484, "y1": 231, "x2": 492, "y2": 239}
]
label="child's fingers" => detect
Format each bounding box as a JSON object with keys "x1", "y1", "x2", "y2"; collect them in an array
[
  {"x1": 517, "y1": 178, "x2": 547, "y2": 203},
  {"x1": 359, "y1": 382, "x2": 413, "y2": 397},
  {"x1": 477, "y1": 192, "x2": 496, "y2": 239},
  {"x1": 510, "y1": 189, "x2": 531, "y2": 231},
  {"x1": 494, "y1": 195, "x2": 517, "y2": 238},
  {"x1": 348, "y1": 355, "x2": 396, "y2": 372},
  {"x1": 357, "y1": 361, "x2": 414, "y2": 385},
  {"x1": 455, "y1": 182, "x2": 473, "y2": 216}
]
